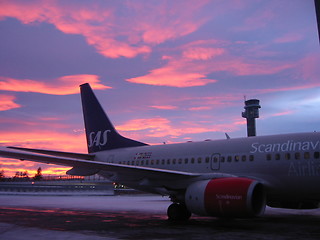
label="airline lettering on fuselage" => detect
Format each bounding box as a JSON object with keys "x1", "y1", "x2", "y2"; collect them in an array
[
  {"x1": 288, "y1": 161, "x2": 320, "y2": 177},
  {"x1": 250, "y1": 140, "x2": 320, "y2": 153},
  {"x1": 88, "y1": 130, "x2": 111, "y2": 147}
]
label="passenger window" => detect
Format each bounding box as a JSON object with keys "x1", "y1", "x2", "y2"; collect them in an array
[
  {"x1": 191, "y1": 158, "x2": 195, "y2": 164},
  {"x1": 150, "y1": 160, "x2": 154, "y2": 165},
  {"x1": 249, "y1": 155, "x2": 254, "y2": 161},
  {"x1": 275, "y1": 154, "x2": 280, "y2": 160},
  {"x1": 197, "y1": 157, "x2": 202, "y2": 163},
  {"x1": 242, "y1": 155, "x2": 246, "y2": 162},
  {"x1": 136, "y1": 161, "x2": 139, "y2": 165},
  {"x1": 294, "y1": 153, "x2": 300, "y2": 160},
  {"x1": 178, "y1": 158, "x2": 182, "y2": 164},
  {"x1": 162, "y1": 159, "x2": 165, "y2": 165},
  {"x1": 234, "y1": 155, "x2": 240, "y2": 162},
  {"x1": 172, "y1": 159, "x2": 176, "y2": 164},
  {"x1": 141, "y1": 160, "x2": 144, "y2": 165},
  {"x1": 227, "y1": 156, "x2": 232, "y2": 162},
  {"x1": 304, "y1": 152, "x2": 310, "y2": 160},
  {"x1": 266, "y1": 154, "x2": 271, "y2": 161},
  {"x1": 167, "y1": 159, "x2": 170, "y2": 165},
  {"x1": 185, "y1": 158, "x2": 189, "y2": 164},
  {"x1": 221, "y1": 156, "x2": 225, "y2": 162},
  {"x1": 205, "y1": 157, "x2": 210, "y2": 163},
  {"x1": 314, "y1": 152, "x2": 320, "y2": 159},
  {"x1": 285, "y1": 153, "x2": 291, "y2": 160},
  {"x1": 146, "y1": 160, "x2": 149, "y2": 165}
]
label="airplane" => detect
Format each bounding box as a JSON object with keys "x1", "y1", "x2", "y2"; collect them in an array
[{"x1": 1, "y1": 83, "x2": 320, "y2": 221}]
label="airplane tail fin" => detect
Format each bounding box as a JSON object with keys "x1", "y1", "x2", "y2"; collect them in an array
[{"x1": 80, "y1": 83, "x2": 148, "y2": 153}]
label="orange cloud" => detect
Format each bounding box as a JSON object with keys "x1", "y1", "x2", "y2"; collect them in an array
[
  {"x1": 0, "y1": 129, "x2": 88, "y2": 177},
  {"x1": 0, "y1": 158, "x2": 70, "y2": 178},
  {"x1": 0, "y1": 95, "x2": 21, "y2": 111},
  {"x1": 0, "y1": 74, "x2": 110, "y2": 95},
  {"x1": 0, "y1": 130, "x2": 87, "y2": 152}
]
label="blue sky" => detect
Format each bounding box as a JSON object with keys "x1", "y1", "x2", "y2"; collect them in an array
[{"x1": 0, "y1": 0, "x2": 319, "y2": 176}]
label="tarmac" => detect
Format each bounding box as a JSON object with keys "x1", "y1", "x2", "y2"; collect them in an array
[{"x1": 1, "y1": 194, "x2": 320, "y2": 239}]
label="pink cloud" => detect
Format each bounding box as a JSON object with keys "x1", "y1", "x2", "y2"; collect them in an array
[
  {"x1": 274, "y1": 32, "x2": 304, "y2": 43},
  {"x1": 127, "y1": 63, "x2": 217, "y2": 87},
  {"x1": 0, "y1": 0, "x2": 210, "y2": 58},
  {"x1": 270, "y1": 110, "x2": 295, "y2": 117},
  {"x1": 298, "y1": 54, "x2": 320, "y2": 83},
  {"x1": 127, "y1": 39, "x2": 293, "y2": 88},
  {"x1": 116, "y1": 118, "x2": 171, "y2": 132},
  {"x1": 253, "y1": 82, "x2": 320, "y2": 95},
  {"x1": 0, "y1": 74, "x2": 110, "y2": 95},
  {"x1": 188, "y1": 106, "x2": 212, "y2": 111},
  {"x1": 116, "y1": 116, "x2": 242, "y2": 139},
  {"x1": 182, "y1": 47, "x2": 225, "y2": 60},
  {"x1": 0, "y1": 95, "x2": 21, "y2": 111},
  {"x1": 235, "y1": 3, "x2": 277, "y2": 31},
  {"x1": 150, "y1": 105, "x2": 178, "y2": 110}
]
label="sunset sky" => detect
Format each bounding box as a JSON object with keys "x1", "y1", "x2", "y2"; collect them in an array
[{"x1": 0, "y1": 0, "x2": 319, "y2": 177}]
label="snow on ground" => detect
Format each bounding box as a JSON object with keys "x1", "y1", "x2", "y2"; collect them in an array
[
  {"x1": 0, "y1": 194, "x2": 171, "y2": 213},
  {"x1": 0, "y1": 222, "x2": 116, "y2": 240}
]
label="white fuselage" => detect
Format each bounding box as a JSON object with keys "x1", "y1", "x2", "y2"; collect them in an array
[{"x1": 95, "y1": 132, "x2": 320, "y2": 202}]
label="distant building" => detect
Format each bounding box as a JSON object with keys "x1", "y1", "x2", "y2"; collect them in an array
[{"x1": 242, "y1": 99, "x2": 261, "y2": 137}]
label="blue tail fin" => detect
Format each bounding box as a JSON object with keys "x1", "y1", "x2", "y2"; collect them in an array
[{"x1": 80, "y1": 83, "x2": 148, "y2": 153}]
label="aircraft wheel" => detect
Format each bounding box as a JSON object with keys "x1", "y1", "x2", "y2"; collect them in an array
[{"x1": 167, "y1": 203, "x2": 191, "y2": 221}]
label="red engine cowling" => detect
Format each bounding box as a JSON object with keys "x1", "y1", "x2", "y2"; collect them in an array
[{"x1": 185, "y1": 177, "x2": 266, "y2": 217}]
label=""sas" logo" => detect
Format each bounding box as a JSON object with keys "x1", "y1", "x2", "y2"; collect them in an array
[{"x1": 88, "y1": 130, "x2": 111, "y2": 147}]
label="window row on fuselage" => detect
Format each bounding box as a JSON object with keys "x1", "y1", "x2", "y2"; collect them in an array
[
  {"x1": 116, "y1": 151, "x2": 320, "y2": 166},
  {"x1": 266, "y1": 151, "x2": 320, "y2": 161},
  {"x1": 118, "y1": 154, "x2": 255, "y2": 166},
  {"x1": 119, "y1": 157, "x2": 209, "y2": 166}
]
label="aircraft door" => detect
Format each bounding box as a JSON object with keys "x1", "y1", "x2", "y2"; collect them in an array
[{"x1": 211, "y1": 153, "x2": 220, "y2": 170}]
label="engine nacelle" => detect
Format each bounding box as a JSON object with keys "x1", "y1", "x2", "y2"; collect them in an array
[{"x1": 185, "y1": 177, "x2": 266, "y2": 217}]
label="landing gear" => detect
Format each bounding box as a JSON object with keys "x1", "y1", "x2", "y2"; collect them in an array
[{"x1": 167, "y1": 203, "x2": 191, "y2": 221}]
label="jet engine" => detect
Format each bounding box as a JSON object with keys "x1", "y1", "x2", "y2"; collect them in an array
[{"x1": 185, "y1": 177, "x2": 266, "y2": 217}]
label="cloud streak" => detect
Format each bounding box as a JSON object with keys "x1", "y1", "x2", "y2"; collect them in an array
[
  {"x1": 0, "y1": 0, "x2": 210, "y2": 58},
  {"x1": 117, "y1": 116, "x2": 242, "y2": 139},
  {"x1": 0, "y1": 74, "x2": 110, "y2": 94},
  {"x1": 0, "y1": 95, "x2": 21, "y2": 111}
]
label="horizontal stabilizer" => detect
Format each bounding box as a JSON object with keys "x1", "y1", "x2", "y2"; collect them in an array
[
  {"x1": 66, "y1": 167, "x2": 99, "y2": 176},
  {"x1": 7, "y1": 146, "x2": 94, "y2": 160}
]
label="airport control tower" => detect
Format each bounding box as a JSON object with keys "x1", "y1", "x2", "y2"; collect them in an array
[{"x1": 242, "y1": 99, "x2": 261, "y2": 137}]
